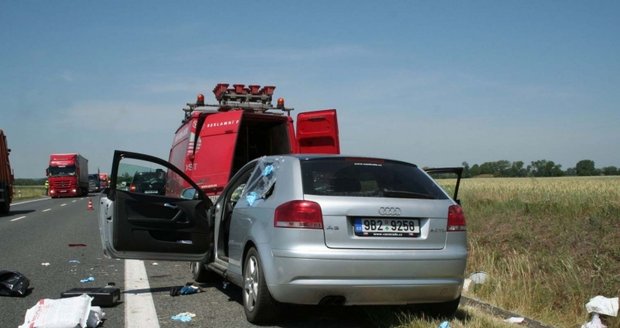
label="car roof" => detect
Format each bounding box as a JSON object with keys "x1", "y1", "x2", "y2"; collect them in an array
[{"x1": 260, "y1": 154, "x2": 418, "y2": 167}]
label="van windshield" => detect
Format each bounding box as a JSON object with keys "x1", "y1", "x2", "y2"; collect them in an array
[{"x1": 300, "y1": 158, "x2": 448, "y2": 199}]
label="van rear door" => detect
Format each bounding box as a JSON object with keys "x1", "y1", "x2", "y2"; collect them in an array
[{"x1": 296, "y1": 109, "x2": 340, "y2": 154}]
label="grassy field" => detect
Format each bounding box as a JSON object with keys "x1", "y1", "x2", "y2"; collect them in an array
[
  {"x1": 437, "y1": 176, "x2": 619, "y2": 328},
  {"x1": 12, "y1": 185, "x2": 47, "y2": 201}
]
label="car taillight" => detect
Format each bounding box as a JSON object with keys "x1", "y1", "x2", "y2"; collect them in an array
[
  {"x1": 274, "y1": 200, "x2": 323, "y2": 229},
  {"x1": 129, "y1": 184, "x2": 136, "y2": 192},
  {"x1": 447, "y1": 205, "x2": 466, "y2": 231}
]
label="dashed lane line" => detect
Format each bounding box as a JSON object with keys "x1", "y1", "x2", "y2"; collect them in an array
[
  {"x1": 10, "y1": 216, "x2": 26, "y2": 222},
  {"x1": 60, "y1": 203, "x2": 67, "y2": 207},
  {"x1": 42, "y1": 209, "x2": 51, "y2": 212}
]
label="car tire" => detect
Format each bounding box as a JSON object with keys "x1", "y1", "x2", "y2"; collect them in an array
[
  {"x1": 418, "y1": 296, "x2": 461, "y2": 319},
  {"x1": 243, "y1": 247, "x2": 279, "y2": 324},
  {"x1": 189, "y1": 261, "x2": 219, "y2": 283}
]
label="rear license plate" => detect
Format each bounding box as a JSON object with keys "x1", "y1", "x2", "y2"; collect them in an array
[{"x1": 354, "y1": 218, "x2": 420, "y2": 237}]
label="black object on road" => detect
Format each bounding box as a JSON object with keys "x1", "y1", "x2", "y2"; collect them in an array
[
  {"x1": 61, "y1": 283, "x2": 121, "y2": 307},
  {"x1": 0, "y1": 270, "x2": 30, "y2": 297}
]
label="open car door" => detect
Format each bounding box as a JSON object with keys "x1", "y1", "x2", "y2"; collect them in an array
[
  {"x1": 296, "y1": 109, "x2": 340, "y2": 154},
  {"x1": 99, "y1": 150, "x2": 213, "y2": 261},
  {"x1": 424, "y1": 167, "x2": 463, "y2": 204}
]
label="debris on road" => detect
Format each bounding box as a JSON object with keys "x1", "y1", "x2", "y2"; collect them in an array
[
  {"x1": 19, "y1": 294, "x2": 93, "y2": 328},
  {"x1": 62, "y1": 283, "x2": 121, "y2": 307},
  {"x1": 171, "y1": 312, "x2": 196, "y2": 322},
  {"x1": 87, "y1": 306, "x2": 106, "y2": 327},
  {"x1": 41, "y1": 262, "x2": 50, "y2": 266},
  {"x1": 69, "y1": 259, "x2": 81, "y2": 264},
  {"x1": 80, "y1": 276, "x2": 95, "y2": 283},
  {"x1": 69, "y1": 243, "x2": 88, "y2": 247},
  {"x1": 0, "y1": 270, "x2": 30, "y2": 297},
  {"x1": 171, "y1": 282, "x2": 202, "y2": 296}
]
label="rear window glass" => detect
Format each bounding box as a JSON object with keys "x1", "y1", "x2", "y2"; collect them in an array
[{"x1": 301, "y1": 158, "x2": 448, "y2": 199}]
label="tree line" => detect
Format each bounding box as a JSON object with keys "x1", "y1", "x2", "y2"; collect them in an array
[{"x1": 462, "y1": 159, "x2": 619, "y2": 178}]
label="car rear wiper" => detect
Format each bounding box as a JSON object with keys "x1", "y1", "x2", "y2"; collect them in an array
[{"x1": 382, "y1": 189, "x2": 435, "y2": 199}]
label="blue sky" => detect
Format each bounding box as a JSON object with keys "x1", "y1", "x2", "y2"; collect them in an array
[{"x1": 1, "y1": 1, "x2": 618, "y2": 178}]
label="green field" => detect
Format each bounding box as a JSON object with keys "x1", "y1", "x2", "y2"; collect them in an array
[
  {"x1": 12, "y1": 185, "x2": 47, "y2": 201},
  {"x1": 441, "y1": 176, "x2": 620, "y2": 328}
]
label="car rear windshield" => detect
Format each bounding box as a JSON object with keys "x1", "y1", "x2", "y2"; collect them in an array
[{"x1": 300, "y1": 157, "x2": 448, "y2": 199}]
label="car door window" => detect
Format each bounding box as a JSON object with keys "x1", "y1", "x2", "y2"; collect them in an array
[
  {"x1": 117, "y1": 157, "x2": 196, "y2": 198},
  {"x1": 241, "y1": 157, "x2": 283, "y2": 206}
]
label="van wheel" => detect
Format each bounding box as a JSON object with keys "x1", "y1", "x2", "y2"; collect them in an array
[
  {"x1": 190, "y1": 261, "x2": 218, "y2": 283},
  {"x1": 243, "y1": 247, "x2": 279, "y2": 324}
]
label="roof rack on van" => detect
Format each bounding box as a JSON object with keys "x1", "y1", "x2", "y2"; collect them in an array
[{"x1": 183, "y1": 83, "x2": 294, "y2": 118}]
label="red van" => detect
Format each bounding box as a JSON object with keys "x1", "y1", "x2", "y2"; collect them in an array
[{"x1": 168, "y1": 83, "x2": 340, "y2": 199}]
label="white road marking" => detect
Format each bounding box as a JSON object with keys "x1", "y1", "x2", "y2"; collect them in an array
[
  {"x1": 72, "y1": 200, "x2": 77, "y2": 203},
  {"x1": 125, "y1": 259, "x2": 160, "y2": 327},
  {"x1": 60, "y1": 203, "x2": 67, "y2": 207},
  {"x1": 42, "y1": 209, "x2": 51, "y2": 212},
  {"x1": 11, "y1": 197, "x2": 50, "y2": 206},
  {"x1": 10, "y1": 216, "x2": 26, "y2": 222}
]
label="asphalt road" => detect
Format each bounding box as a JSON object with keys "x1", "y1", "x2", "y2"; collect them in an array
[{"x1": 0, "y1": 197, "x2": 397, "y2": 328}]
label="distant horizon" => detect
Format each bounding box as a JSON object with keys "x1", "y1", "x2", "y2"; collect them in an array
[{"x1": 13, "y1": 158, "x2": 618, "y2": 180}]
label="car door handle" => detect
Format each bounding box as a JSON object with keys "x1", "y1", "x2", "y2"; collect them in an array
[{"x1": 164, "y1": 203, "x2": 178, "y2": 210}]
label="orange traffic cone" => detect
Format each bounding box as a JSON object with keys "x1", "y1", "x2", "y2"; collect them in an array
[{"x1": 87, "y1": 198, "x2": 94, "y2": 211}]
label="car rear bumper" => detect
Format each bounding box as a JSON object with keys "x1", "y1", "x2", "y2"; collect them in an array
[{"x1": 264, "y1": 247, "x2": 467, "y2": 305}]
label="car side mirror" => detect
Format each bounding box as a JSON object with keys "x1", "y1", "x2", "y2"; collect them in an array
[{"x1": 180, "y1": 188, "x2": 198, "y2": 200}]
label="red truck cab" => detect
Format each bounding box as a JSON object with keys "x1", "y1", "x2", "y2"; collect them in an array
[
  {"x1": 168, "y1": 83, "x2": 340, "y2": 198},
  {"x1": 47, "y1": 153, "x2": 89, "y2": 198},
  {"x1": 99, "y1": 173, "x2": 109, "y2": 189}
]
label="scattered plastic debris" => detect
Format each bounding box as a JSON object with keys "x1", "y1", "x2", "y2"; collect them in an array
[
  {"x1": 462, "y1": 278, "x2": 472, "y2": 292},
  {"x1": 80, "y1": 276, "x2": 95, "y2": 283},
  {"x1": 0, "y1": 270, "x2": 30, "y2": 297},
  {"x1": 19, "y1": 294, "x2": 92, "y2": 328},
  {"x1": 469, "y1": 271, "x2": 488, "y2": 284},
  {"x1": 151, "y1": 262, "x2": 159, "y2": 266},
  {"x1": 171, "y1": 283, "x2": 202, "y2": 296},
  {"x1": 41, "y1": 262, "x2": 51, "y2": 266},
  {"x1": 581, "y1": 313, "x2": 605, "y2": 328},
  {"x1": 171, "y1": 312, "x2": 196, "y2": 322},
  {"x1": 581, "y1": 296, "x2": 619, "y2": 328},
  {"x1": 504, "y1": 317, "x2": 525, "y2": 324},
  {"x1": 586, "y1": 296, "x2": 619, "y2": 317},
  {"x1": 87, "y1": 306, "x2": 106, "y2": 328},
  {"x1": 69, "y1": 259, "x2": 81, "y2": 264},
  {"x1": 438, "y1": 321, "x2": 450, "y2": 328}
]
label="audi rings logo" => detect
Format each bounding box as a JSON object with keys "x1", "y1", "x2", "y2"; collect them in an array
[{"x1": 378, "y1": 207, "x2": 401, "y2": 216}]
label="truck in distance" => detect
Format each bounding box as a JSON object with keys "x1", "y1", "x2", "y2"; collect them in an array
[
  {"x1": 0, "y1": 129, "x2": 14, "y2": 214},
  {"x1": 47, "y1": 153, "x2": 89, "y2": 198}
]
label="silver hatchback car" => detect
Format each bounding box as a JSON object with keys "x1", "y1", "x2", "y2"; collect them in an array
[{"x1": 99, "y1": 151, "x2": 467, "y2": 324}]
